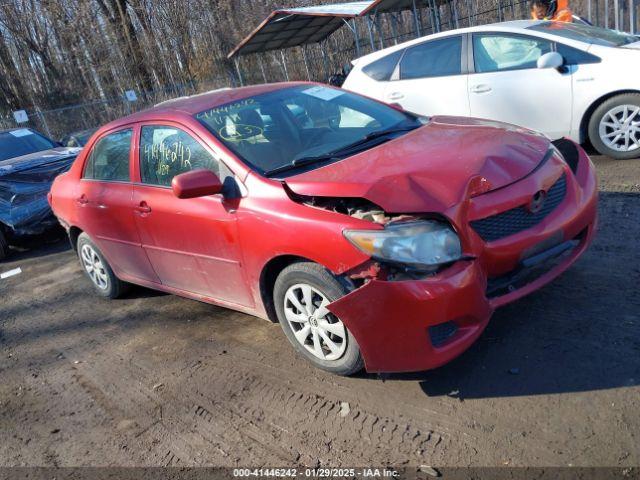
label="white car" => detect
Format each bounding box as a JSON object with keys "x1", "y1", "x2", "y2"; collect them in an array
[{"x1": 343, "y1": 20, "x2": 640, "y2": 159}]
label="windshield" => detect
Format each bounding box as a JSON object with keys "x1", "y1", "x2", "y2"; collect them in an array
[
  {"x1": 196, "y1": 85, "x2": 420, "y2": 176},
  {"x1": 0, "y1": 129, "x2": 57, "y2": 162},
  {"x1": 528, "y1": 22, "x2": 638, "y2": 47}
]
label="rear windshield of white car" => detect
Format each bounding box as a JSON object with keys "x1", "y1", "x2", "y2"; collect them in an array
[
  {"x1": 0, "y1": 129, "x2": 57, "y2": 162},
  {"x1": 528, "y1": 22, "x2": 638, "y2": 47}
]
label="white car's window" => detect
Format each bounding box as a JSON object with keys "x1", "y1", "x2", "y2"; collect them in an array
[
  {"x1": 473, "y1": 34, "x2": 553, "y2": 73},
  {"x1": 83, "y1": 129, "x2": 131, "y2": 182},
  {"x1": 555, "y1": 43, "x2": 601, "y2": 65},
  {"x1": 399, "y1": 36, "x2": 462, "y2": 80},
  {"x1": 139, "y1": 126, "x2": 223, "y2": 187},
  {"x1": 362, "y1": 50, "x2": 403, "y2": 81}
]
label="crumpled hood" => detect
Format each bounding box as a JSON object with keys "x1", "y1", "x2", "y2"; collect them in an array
[
  {"x1": 284, "y1": 116, "x2": 551, "y2": 213},
  {"x1": 0, "y1": 147, "x2": 80, "y2": 177}
]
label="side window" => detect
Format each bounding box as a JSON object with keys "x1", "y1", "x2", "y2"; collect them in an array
[
  {"x1": 399, "y1": 36, "x2": 462, "y2": 80},
  {"x1": 555, "y1": 43, "x2": 601, "y2": 65},
  {"x1": 140, "y1": 126, "x2": 222, "y2": 187},
  {"x1": 83, "y1": 129, "x2": 132, "y2": 182},
  {"x1": 473, "y1": 34, "x2": 553, "y2": 73},
  {"x1": 362, "y1": 50, "x2": 404, "y2": 81}
]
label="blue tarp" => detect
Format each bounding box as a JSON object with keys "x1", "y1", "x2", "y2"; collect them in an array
[{"x1": 0, "y1": 148, "x2": 79, "y2": 236}]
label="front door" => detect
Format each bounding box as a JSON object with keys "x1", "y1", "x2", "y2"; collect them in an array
[
  {"x1": 383, "y1": 35, "x2": 470, "y2": 117},
  {"x1": 76, "y1": 127, "x2": 159, "y2": 282},
  {"x1": 132, "y1": 123, "x2": 253, "y2": 307},
  {"x1": 468, "y1": 33, "x2": 573, "y2": 140}
]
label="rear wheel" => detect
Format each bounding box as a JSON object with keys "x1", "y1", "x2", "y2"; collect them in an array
[
  {"x1": 0, "y1": 227, "x2": 9, "y2": 261},
  {"x1": 588, "y1": 93, "x2": 640, "y2": 159},
  {"x1": 274, "y1": 262, "x2": 364, "y2": 376},
  {"x1": 76, "y1": 233, "x2": 128, "y2": 298}
]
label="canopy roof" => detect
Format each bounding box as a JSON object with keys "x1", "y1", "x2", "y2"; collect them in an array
[{"x1": 228, "y1": 0, "x2": 419, "y2": 58}]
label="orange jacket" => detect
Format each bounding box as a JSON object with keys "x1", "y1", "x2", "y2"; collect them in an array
[{"x1": 531, "y1": 0, "x2": 573, "y2": 22}]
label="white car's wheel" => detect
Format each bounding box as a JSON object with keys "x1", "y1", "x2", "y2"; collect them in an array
[
  {"x1": 589, "y1": 93, "x2": 640, "y2": 160},
  {"x1": 274, "y1": 262, "x2": 364, "y2": 376}
]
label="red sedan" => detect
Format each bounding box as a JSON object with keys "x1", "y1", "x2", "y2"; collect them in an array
[{"x1": 49, "y1": 83, "x2": 597, "y2": 375}]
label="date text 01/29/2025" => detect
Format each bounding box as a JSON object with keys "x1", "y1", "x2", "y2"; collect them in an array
[{"x1": 233, "y1": 468, "x2": 400, "y2": 478}]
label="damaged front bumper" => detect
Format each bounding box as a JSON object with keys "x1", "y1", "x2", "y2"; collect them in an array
[{"x1": 327, "y1": 143, "x2": 598, "y2": 373}]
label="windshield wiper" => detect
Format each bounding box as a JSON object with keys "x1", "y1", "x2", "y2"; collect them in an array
[
  {"x1": 264, "y1": 124, "x2": 420, "y2": 177},
  {"x1": 264, "y1": 154, "x2": 340, "y2": 176}
]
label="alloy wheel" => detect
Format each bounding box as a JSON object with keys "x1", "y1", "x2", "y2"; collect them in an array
[
  {"x1": 599, "y1": 104, "x2": 640, "y2": 153},
  {"x1": 283, "y1": 283, "x2": 347, "y2": 361},
  {"x1": 80, "y1": 244, "x2": 109, "y2": 290}
]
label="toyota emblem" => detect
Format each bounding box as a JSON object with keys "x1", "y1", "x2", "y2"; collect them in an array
[{"x1": 528, "y1": 190, "x2": 547, "y2": 214}]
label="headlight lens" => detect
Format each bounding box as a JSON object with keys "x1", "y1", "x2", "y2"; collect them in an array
[{"x1": 344, "y1": 220, "x2": 462, "y2": 271}]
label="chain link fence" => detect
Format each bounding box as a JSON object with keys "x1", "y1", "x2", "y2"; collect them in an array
[
  {"x1": 1, "y1": 0, "x2": 637, "y2": 140},
  {"x1": 0, "y1": 80, "x2": 215, "y2": 141}
]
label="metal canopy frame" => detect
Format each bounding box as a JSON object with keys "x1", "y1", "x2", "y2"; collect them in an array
[{"x1": 228, "y1": 0, "x2": 422, "y2": 58}]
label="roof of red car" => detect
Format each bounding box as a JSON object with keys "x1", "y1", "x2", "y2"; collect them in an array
[{"x1": 106, "y1": 82, "x2": 310, "y2": 129}]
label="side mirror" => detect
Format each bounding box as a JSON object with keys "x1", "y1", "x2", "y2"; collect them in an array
[
  {"x1": 537, "y1": 51, "x2": 564, "y2": 70},
  {"x1": 172, "y1": 169, "x2": 223, "y2": 199}
]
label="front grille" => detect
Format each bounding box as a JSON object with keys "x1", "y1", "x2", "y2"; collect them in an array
[
  {"x1": 429, "y1": 321, "x2": 458, "y2": 348},
  {"x1": 471, "y1": 174, "x2": 567, "y2": 242}
]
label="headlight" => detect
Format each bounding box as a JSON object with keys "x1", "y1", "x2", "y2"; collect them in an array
[{"x1": 344, "y1": 220, "x2": 462, "y2": 271}]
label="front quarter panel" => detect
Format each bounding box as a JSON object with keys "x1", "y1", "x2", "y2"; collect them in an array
[{"x1": 236, "y1": 173, "x2": 375, "y2": 317}]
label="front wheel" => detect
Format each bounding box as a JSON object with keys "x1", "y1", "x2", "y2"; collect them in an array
[
  {"x1": 588, "y1": 93, "x2": 640, "y2": 160},
  {"x1": 273, "y1": 262, "x2": 364, "y2": 376}
]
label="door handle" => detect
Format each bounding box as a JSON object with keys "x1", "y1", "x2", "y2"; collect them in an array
[
  {"x1": 387, "y1": 92, "x2": 404, "y2": 101},
  {"x1": 76, "y1": 194, "x2": 89, "y2": 205},
  {"x1": 470, "y1": 84, "x2": 492, "y2": 94},
  {"x1": 134, "y1": 201, "x2": 152, "y2": 214}
]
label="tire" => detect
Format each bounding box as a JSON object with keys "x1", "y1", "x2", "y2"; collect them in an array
[
  {"x1": 588, "y1": 93, "x2": 640, "y2": 160},
  {"x1": 273, "y1": 262, "x2": 364, "y2": 376},
  {"x1": 76, "y1": 232, "x2": 128, "y2": 298},
  {"x1": 0, "y1": 227, "x2": 9, "y2": 261}
]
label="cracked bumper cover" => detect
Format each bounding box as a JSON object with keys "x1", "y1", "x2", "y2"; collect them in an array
[{"x1": 327, "y1": 147, "x2": 598, "y2": 373}]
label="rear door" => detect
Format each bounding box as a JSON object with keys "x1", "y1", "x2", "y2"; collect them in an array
[
  {"x1": 383, "y1": 35, "x2": 470, "y2": 117},
  {"x1": 468, "y1": 32, "x2": 573, "y2": 139},
  {"x1": 76, "y1": 128, "x2": 159, "y2": 282},
  {"x1": 132, "y1": 123, "x2": 253, "y2": 307}
]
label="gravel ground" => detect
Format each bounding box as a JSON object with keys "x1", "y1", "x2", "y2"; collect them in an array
[{"x1": 0, "y1": 153, "x2": 638, "y2": 469}]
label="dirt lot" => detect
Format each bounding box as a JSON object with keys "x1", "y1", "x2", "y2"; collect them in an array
[{"x1": 0, "y1": 153, "x2": 638, "y2": 469}]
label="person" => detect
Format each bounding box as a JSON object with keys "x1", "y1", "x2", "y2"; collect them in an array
[
  {"x1": 328, "y1": 64, "x2": 351, "y2": 87},
  {"x1": 530, "y1": 0, "x2": 574, "y2": 22}
]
